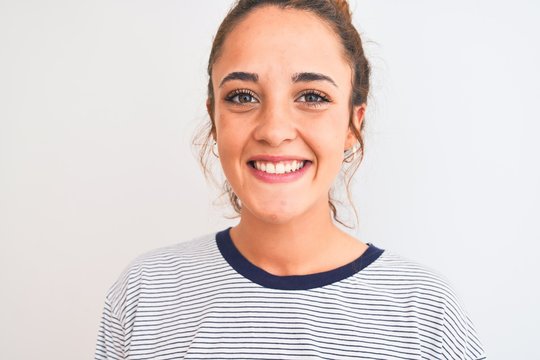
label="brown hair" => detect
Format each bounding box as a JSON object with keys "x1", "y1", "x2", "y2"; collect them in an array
[{"x1": 193, "y1": 0, "x2": 370, "y2": 228}]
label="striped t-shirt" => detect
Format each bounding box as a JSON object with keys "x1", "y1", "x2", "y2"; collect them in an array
[{"x1": 95, "y1": 227, "x2": 486, "y2": 359}]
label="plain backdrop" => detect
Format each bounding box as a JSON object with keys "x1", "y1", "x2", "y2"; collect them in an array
[{"x1": 1, "y1": 0, "x2": 539, "y2": 359}]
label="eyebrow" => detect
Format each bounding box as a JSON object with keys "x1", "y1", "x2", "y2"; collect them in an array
[
  {"x1": 292, "y1": 72, "x2": 338, "y2": 87},
  {"x1": 218, "y1": 71, "x2": 338, "y2": 88},
  {"x1": 219, "y1": 72, "x2": 258, "y2": 87}
]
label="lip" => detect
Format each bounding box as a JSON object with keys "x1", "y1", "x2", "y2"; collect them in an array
[
  {"x1": 247, "y1": 160, "x2": 312, "y2": 184},
  {"x1": 247, "y1": 155, "x2": 310, "y2": 162}
]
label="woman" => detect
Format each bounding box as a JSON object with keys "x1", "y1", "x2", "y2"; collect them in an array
[{"x1": 95, "y1": 1, "x2": 486, "y2": 359}]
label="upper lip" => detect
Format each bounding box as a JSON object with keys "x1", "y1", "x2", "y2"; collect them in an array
[{"x1": 247, "y1": 155, "x2": 311, "y2": 163}]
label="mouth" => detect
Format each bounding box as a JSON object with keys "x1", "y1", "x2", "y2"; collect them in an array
[{"x1": 247, "y1": 159, "x2": 312, "y2": 175}]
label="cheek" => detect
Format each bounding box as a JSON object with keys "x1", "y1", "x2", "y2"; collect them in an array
[
  {"x1": 308, "y1": 109, "x2": 350, "y2": 154},
  {"x1": 308, "y1": 113, "x2": 350, "y2": 180},
  {"x1": 215, "y1": 111, "x2": 233, "y2": 144},
  {"x1": 215, "y1": 114, "x2": 248, "y2": 168}
]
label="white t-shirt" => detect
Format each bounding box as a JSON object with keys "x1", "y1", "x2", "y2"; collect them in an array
[{"x1": 95, "y1": 227, "x2": 487, "y2": 359}]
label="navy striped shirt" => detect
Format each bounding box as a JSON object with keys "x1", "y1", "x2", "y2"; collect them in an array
[{"x1": 95, "y1": 227, "x2": 486, "y2": 359}]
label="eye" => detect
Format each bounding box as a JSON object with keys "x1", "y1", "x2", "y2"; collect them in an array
[
  {"x1": 296, "y1": 90, "x2": 331, "y2": 107},
  {"x1": 225, "y1": 89, "x2": 259, "y2": 105}
]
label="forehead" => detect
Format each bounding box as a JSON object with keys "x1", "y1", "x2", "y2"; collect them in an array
[{"x1": 213, "y1": 6, "x2": 351, "y2": 84}]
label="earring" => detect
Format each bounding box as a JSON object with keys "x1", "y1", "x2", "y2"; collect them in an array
[
  {"x1": 211, "y1": 141, "x2": 219, "y2": 158},
  {"x1": 343, "y1": 142, "x2": 360, "y2": 163}
]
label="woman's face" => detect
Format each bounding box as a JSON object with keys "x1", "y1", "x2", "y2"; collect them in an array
[{"x1": 210, "y1": 6, "x2": 364, "y2": 224}]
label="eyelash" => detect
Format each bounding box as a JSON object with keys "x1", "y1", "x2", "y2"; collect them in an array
[
  {"x1": 297, "y1": 89, "x2": 332, "y2": 107},
  {"x1": 224, "y1": 89, "x2": 332, "y2": 108},
  {"x1": 224, "y1": 89, "x2": 258, "y2": 104}
]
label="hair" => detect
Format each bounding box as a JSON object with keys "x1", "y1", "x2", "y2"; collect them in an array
[{"x1": 193, "y1": 0, "x2": 371, "y2": 229}]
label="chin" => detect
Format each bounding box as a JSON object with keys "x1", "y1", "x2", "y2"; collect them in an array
[
  {"x1": 258, "y1": 213, "x2": 294, "y2": 225},
  {"x1": 246, "y1": 201, "x2": 306, "y2": 225}
]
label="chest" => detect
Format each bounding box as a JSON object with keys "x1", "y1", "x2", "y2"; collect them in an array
[{"x1": 126, "y1": 289, "x2": 443, "y2": 359}]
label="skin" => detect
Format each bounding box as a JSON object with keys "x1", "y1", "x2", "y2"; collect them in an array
[{"x1": 209, "y1": 6, "x2": 368, "y2": 276}]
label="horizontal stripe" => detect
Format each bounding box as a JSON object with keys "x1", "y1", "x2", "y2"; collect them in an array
[{"x1": 95, "y1": 228, "x2": 486, "y2": 359}]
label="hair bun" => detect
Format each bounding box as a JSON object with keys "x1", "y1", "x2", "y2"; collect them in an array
[{"x1": 332, "y1": 0, "x2": 352, "y2": 22}]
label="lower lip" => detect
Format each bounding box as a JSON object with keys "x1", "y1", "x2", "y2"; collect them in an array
[{"x1": 247, "y1": 161, "x2": 312, "y2": 183}]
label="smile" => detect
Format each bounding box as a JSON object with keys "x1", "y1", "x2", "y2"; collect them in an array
[
  {"x1": 249, "y1": 160, "x2": 307, "y2": 174},
  {"x1": 247, "y1": 160, "x2": 312, "y2": 183}
]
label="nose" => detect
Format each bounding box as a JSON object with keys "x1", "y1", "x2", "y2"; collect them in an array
[{"x1": 252, "y1": 101, "x2": 297, "y2": 147}]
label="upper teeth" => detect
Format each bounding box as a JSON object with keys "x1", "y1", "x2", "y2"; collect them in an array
[{"x1": 253, "y1": 160, "x2": 306, "y2": 174}]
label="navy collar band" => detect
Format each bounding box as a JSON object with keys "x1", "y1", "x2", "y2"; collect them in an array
[{"x1": 215, "y1": 227, "x2": 384, "y2": 290}]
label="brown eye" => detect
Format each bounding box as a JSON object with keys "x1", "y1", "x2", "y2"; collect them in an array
[
  {"x1": 237, "y1": 94, "x2": 255, "y2": 103},
  {"x1": 225, "y1": 89, "x2": 259, "y2": 105}
]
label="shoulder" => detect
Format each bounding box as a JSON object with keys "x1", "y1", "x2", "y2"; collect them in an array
[
  {"x1": 366, "y1": 248, "x2": 473, "y2": 314},
  {"x1": 366, "y1": 248, "x2": 487, "y2": 359},
  {"x1": 103, "y1": 231, "x2": 218, "y2": 317},
  {"x1": 366, "y1": 248, "x2": 464, "y2": 297}
]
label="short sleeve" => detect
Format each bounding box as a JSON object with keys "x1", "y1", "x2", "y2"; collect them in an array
[
  {"x1": 94, "y1": 253, "x2": 146, "y2": 359},
  {"x1": 94, "y1": 296, "x2": 125, "y2": 360},
  {"x1": 440, "y1": 286, "x2": 487, "y2": 359}
]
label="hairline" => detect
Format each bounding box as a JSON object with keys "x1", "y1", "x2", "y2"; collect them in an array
[{"x1": 209, "y1": 4, "x2": 355, "y2": 90}]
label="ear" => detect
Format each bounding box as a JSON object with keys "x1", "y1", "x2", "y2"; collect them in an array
[
  {"x1": 206, "y1": 98, "x2": 217, "y2": 140},
  {"x1": 206, "y1": 98, "x2": 213, "y2": 118},
  {"x1": 345, "y1": 103, "x2": 366, "y2": 149}
]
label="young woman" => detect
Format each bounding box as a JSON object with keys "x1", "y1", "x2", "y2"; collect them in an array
[{"x1": 95, "y1": 1, "x2": 486, "y2": 359}]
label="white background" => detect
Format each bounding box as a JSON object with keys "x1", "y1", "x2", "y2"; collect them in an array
[{"x1": 1, "y1": 0, "x2": 538, "y2": 358}]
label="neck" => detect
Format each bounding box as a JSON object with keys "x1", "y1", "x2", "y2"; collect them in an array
[{"x1": 229, "y1": 197, "x2": 355, "y2": 276}]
